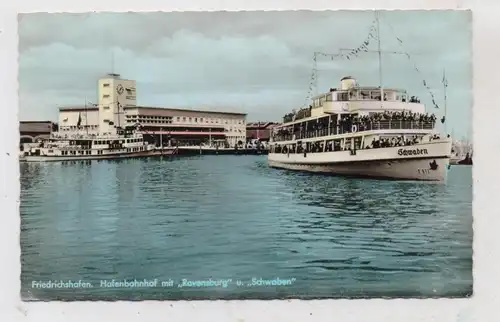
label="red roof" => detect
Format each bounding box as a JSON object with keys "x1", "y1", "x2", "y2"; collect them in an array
[{"x1": 246, "y1": 122, "x2": 281, "y2": 129}]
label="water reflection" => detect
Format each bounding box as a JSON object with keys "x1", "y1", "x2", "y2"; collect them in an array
[{"x1": 20, "y1": 156, "x2": 472, "y2": 300}]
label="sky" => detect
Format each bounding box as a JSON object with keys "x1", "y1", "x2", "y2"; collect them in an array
[{"x1": 18, "y1": 10, "x2": 472, "y2": 139}]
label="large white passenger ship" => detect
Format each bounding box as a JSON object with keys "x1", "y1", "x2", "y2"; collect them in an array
[
  {"x1": 19, "y1": 130, "x2": 173, "y2": 162},
  {"x1": 268, "y1": 76, "x2": 452, "y2": 181}
]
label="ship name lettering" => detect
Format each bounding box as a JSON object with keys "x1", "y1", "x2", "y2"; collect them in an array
[{"x1": 397, "y1": 148, "x2": 428, "y2": 156}]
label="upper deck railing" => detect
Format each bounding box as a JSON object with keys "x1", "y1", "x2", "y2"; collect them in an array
[
  {"x1": 272, "y1": 120, "x2": 435, "y2": 142},
  {"x1": 283, "y1": 108, "x2": 312, "y2": 123}
]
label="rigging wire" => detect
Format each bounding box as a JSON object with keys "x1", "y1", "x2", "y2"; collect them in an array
[
  {"x1": 302, "y1": 13, "x2": 447, "y2": 115},
  {"x1": 381, "y1": 17, "x2": 443, "y2": 109},
  {"x1": 303, "y1": 19, "x2": 378, "y2": 106}
]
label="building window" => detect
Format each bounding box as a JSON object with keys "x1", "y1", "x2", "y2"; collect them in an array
[
  {"x1": 182, "y1": 117, "x2": 186, "y2": 121},
  {"x1": 103, "y1": 94, "x2": 110, "y2": 98},
  {"x1": 189, "y1": 117, "x2": 192, "y2": 122},
  {"x1": 194, "y1": 118, "x2": 198, "y2": 122},
  {"x1": 103, "y1": 83, "x2": 110, "y2": 87}
]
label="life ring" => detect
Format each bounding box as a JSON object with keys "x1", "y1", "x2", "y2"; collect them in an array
[{"x1": 351, "y1": 124, "x2": 358, "y2": 133}]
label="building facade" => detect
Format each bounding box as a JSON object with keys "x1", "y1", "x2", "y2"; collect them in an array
[
  {"x1": 246, "y1": 122, "x2": 281, "y2": 142},
  {"x1": 58, "y1": 106, "x2": 100, "y2": 134},
  {"x1": 125, "y1": 106, "x2": 247, "y2": 147},
  {"x1": 19, "y1": 121, "x2": 55, "y2": 143}
]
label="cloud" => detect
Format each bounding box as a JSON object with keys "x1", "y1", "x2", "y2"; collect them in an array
[{"x1": 18, "y1": 10, "x2": 472, "y2": 138}]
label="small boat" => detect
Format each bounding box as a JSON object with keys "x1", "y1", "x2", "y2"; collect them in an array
[
  {"x1": 457, "y1": 152, "x2": 473, "y2": 165},
  {"x1": 19, "y1": 131, "x2": 176, "y2": 162},
  {"x1": 450, "y1": 140, "x2": 473, "y2": 165}
]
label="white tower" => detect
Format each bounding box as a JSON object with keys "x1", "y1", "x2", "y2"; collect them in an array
[{"x1": 97, "y1": 73, "x2": 137, "y2": 134}]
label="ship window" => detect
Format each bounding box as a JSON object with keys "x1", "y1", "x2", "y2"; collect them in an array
[
  {"x1": 360, "y1": 91, "x2": 370, "y2": 99},
  {"x1": 370, "y1": 91, "x2": 381, "y2": 100},
  {"x1": 337, "y1": 92, "x2": 349, "y2": 101},
  {"x1": 326, "y1": 93, "x2": 333, "y2": 101},
  {"x1": 354, "y1": 137, "x2": 362, "y2": 150}
]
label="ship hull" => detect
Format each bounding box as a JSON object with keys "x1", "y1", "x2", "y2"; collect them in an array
[
  {"x1": 20, "y1": 148, "x2": 177, "y2": 162},
  {"x1": 269, "y1": 157, "x2": 449, "y2": 181},
  {"x1": 268, "y1": 140, "x2": 452, "y2": 182}
]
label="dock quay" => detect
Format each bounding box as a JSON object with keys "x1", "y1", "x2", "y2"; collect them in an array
[
  {"x1": 175, "y1": 146, "x2": 268, "y2": 156},
  {"x1": 150, "y1": 147, "x2": 178, "y2": 156}
]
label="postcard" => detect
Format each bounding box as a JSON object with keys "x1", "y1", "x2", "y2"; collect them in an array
[{"x1": 18, "y1": 10, "x2": 472, "y2": 302}]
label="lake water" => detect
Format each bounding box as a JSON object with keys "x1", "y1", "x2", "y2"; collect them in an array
[{"x1": 20, "y1": 155, "x2": 473, "y2": 300}]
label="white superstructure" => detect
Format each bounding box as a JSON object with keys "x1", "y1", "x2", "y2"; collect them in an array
[{"x1": 268, "y1": 77, "x2": 452, "y2": 182}]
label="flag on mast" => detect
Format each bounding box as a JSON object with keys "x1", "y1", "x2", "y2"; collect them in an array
[
  {"x1": 77, "y1": 113, "x2": 82, "y2": 128},
  {"x1": 441, "y1": 69, "x2": 448, "y2": 125},
  {"x1": 442, "y1": 70, "x2": 448, "y2": 87}
]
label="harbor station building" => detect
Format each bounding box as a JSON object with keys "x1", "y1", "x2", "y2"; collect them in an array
[{"x1": 57, "y1": 73, "x2": 247, "y2": 146}]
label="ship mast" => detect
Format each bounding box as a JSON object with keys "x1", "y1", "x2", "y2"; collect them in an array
[
  {"x1": 375, "y1": 11, "x2": 384, "y2": 104},
  {"x1": 84, "y1": 96, "x2": 89, "y2": 135},
  {"x1": 443, "y1": 69, "x2": 448, "y2": 134}
]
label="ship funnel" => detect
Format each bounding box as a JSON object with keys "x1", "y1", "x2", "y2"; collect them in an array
[{"x1": 340, "y1": 76, "x2": 357, "y2": 90}]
